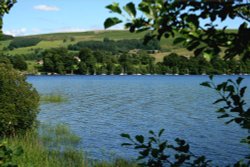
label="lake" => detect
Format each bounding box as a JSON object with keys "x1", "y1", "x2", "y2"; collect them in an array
[{"x1": 27, "y1": 75, "x2": 250, "y2": 166}]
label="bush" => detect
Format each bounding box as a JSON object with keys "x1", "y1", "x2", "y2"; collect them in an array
[{"x1": 0, "y1": 64, "x2": 39, "y2": 137}]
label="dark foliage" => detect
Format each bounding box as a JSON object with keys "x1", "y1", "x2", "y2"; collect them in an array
[
  {"x1": 0, "y1": 142, "x2": 23, "y2": 167},
  {"x1": 105, "y1": 0, "x2": 250, "y2": 60},
  {"x1": 0, "y1": 64, "x2": 39, "y2": 137},
  {"x1": 0, "y1": 34, "x2": 13, "y2": 41},
  {"x1": 8, "y1": 37, "x2": 41, "y2": 50},
  {"x1": 121, "y1": 129, "x2": 211, "y2": 167},
  {"x1": 68, "y1": 38, "x2": 160, "y2": 53}
]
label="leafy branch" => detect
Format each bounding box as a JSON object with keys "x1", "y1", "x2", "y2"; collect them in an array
[{"x1": 121, "y1": 129, "x2": 211, "y2": 167}]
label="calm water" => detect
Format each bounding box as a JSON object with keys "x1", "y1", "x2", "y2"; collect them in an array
[{"x1": 27, "y1": 75, "x2": 250, "y2": 165}]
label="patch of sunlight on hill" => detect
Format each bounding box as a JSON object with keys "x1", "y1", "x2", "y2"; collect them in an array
[{"x1": 0, "y1": 40, "x2": 11, "y2": 50}]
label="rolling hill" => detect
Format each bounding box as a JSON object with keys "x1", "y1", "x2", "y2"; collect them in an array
[{"x1": 0, "y1": 30, "x2": 193, "y2": 62}]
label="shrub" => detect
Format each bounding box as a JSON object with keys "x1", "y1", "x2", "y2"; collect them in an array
[{"x1": 0, "y1": 64, "x2": 39, "y2": 137}]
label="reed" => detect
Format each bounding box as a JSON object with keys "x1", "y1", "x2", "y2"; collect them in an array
[
  {"x1": 40, "y1": 93, "x2": 68, "y2": 103},
  {"x1": 3, "y1": 124, "x2": 138, "y2": 167}
]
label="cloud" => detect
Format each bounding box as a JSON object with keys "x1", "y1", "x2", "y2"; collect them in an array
[
  {"x1": 4, "y1": 28, "x2": 27, "y2": 36},
  {"x1": 33, "y1": 5, "x2": 60, "y2": 11}
]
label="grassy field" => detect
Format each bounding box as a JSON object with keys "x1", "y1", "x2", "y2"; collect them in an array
[
  {"x1": 0, "y1": 30, "x2": 190, "y2": 62},
  {"x1": 0, "y1": 29, "x2": 237, "y2": 62}
]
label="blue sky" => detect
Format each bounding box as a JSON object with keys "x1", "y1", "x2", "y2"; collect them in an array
[
  {"x1": 3, "y1": 0, "x2": 244, "y2": 36},
  {"x1": 3, "y1": 0, "x2": 139, "y2": 36}
]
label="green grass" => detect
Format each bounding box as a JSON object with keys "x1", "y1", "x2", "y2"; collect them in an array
[
  {"x1": 40, "y1": 93, "x2": 68, "y2": 104},
  {"x1": 0, "y1": 40, "x2": 11, "y2": 50},
  {"x1": 4, "y1": 125, "x2": 86, "y2": 167},
  {"x1": 3, "y1": 124, "x2": 138, "y2": 167},
  {"x1": 40, "y1": 124, "x2": 81, "y2": 148}
]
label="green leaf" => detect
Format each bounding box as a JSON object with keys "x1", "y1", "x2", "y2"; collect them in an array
[
  {"x1": 120, "y1": 133, "x2": 131, "y2": 139},
  {"x1": 203, "y1": 52, "x2": 213, "y2": 62},
  {"x1": 234, "y1": 117, "x2": 243, "y2": 124},
  {"x1": 217, "y1": 108, "x2": 226, "y2": 113},
  {"x1": 209, "y1": 75, "x2": 214, "y2": 80},
  {"x1": 186, "y1": 14, "x2": 199, "y2": 28},
  {"x1": 216, "y1": 82, "x2": 227, "y2": 91},
  {"x1": 149, "y1": 137, "x2": 157, "y2": 143},
  {"x1": 106, "y1": 3, "x2": 122, "y2": 14},
  {"x1": 151, "y1": 149, "x2": 159, "y2": 158},
  {"x1": 173, "y1": 37, "x2": 186, "y2": 45},
  {"x1": 240, "y1": 86, "x2": 247, "y2": 97},
  {"x1": 187, "y1": 41, "x2": 200, "y2": 51},
  {"x1": 104, "y1": 17, "x2": 122, "y2": 29},
  {"x1": 226, "y1": 85, "x2": 234, "y2": 92},
  {"x1": 139, "y1": 149, "x2": 149, "y2": 156},
  {"x1": 135, "y1": 135, "x2": 144, "y2": 143},
  {"x1": 236, "y1": 77, "x2": 244, "y2": 85},
  {"x1": 175, "y1": 138, "x2": 185, "y2": 146},
  {"x1": 121, "y1": 143, "x2": 133, "y2": 146},
  {"x1": 138, "y1": 2, "x2": 151, "y2": 18},
  {"x1": 159, "y1": 141, "x2": 167, "y2": 151},
  {"x1": 158, "y1": 129, "x2": 164, "y2": 137},
  {"x1": 194, "y1": 47, "x2": 205, "y2": 57},
  {"x1": 149, "y1": 130, "x2": 155, "y2": 135},
  {"x1": 124, "y1": 2, "x2": 136, "y2": 18},
  {"x1": 225, "y1": 119, "x2": 234, "y2": 124},
  {"x1": 218, "y1": 114, "x2": 229, "y2": 119},
  {"x1": 213, "y1": 99, "x2": 224, "y2": 104},
  {"x1": 125, "y1": 22, "x2": 133, "y2": 29},
  {"x1": 200, "y1": 82, "x2": 211, "y2": 88},
  {"x1": 231, "y1": 107, "x2": 240, "y2": 113}
]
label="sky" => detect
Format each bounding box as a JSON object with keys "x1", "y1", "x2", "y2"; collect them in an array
[{"x1": 3, "y1": 0, "x2": 245, "y2": 36}]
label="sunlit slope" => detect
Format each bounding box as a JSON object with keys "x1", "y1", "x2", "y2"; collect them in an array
[{"x1": 0, "y1": 29, "x2": 237, "y2": 61}]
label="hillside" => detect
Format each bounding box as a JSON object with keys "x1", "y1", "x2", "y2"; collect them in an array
[
  {"x1": 0, "y1": 30, "x2": 193, "y2": 61},
  {"x1": 0, "y1": 29, "x2": 238, "y2": 61}
]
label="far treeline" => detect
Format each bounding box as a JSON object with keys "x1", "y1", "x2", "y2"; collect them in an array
[{"x1": 1, "y1": 37, "x2": 250, "y2": 75}]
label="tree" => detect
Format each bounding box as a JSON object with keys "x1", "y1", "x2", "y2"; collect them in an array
[
  {"x1": 0, "y1": 64, "x2": 39, "y2": 136},
  {"x1": 105, "y1": 0, "x2": 250, "y2": 60},
  {"x1": 42, "y1": 48, "x2": 70, "y2": 74},
  {"x1": 10, "y1": 56, "x2": 28, "y2": 71},
  {"x1": 0, "y1": 0, "x2": 16, "y2": 37},
  {"x1": 0, "y1": 0, "x2": 39, "y2": 137},
  {"x1": 105, "y1": 0, "x2": 250, "y2": 166},
  {"x1": 78, "y1": 62, "x2": 88, "y2": 74}
]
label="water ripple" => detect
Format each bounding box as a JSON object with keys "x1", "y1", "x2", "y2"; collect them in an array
[{"x1": 28, "y1": 75, "x2": 250, "y2": 166}]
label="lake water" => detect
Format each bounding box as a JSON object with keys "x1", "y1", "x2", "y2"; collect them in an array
[{"x1": 27, "y1": 75, "x2": 250, "y2": 166}]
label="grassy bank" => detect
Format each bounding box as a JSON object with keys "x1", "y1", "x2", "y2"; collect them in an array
[{"x1": 3, "y1": 124, "x2": 137, "y2": 167}]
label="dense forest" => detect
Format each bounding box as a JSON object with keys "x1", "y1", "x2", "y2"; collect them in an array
[{"x1": 1, "y1": 37, "x2": 250, "y2": 75}]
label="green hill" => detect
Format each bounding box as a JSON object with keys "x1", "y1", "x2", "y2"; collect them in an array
[
  {"x1": 0, "y1": 30, "x2": 193, "y2": 61},
  {"x1": 0, "y1": 29, "x2": 238, "y2": 61}
]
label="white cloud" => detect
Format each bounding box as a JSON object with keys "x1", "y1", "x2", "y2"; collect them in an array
[
  {"x1": 33, "y1": 5, "x2": 60, "y2": 11},
  {"x1": 4, "y1": 28, "x2": 27, "y2": 36}
]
